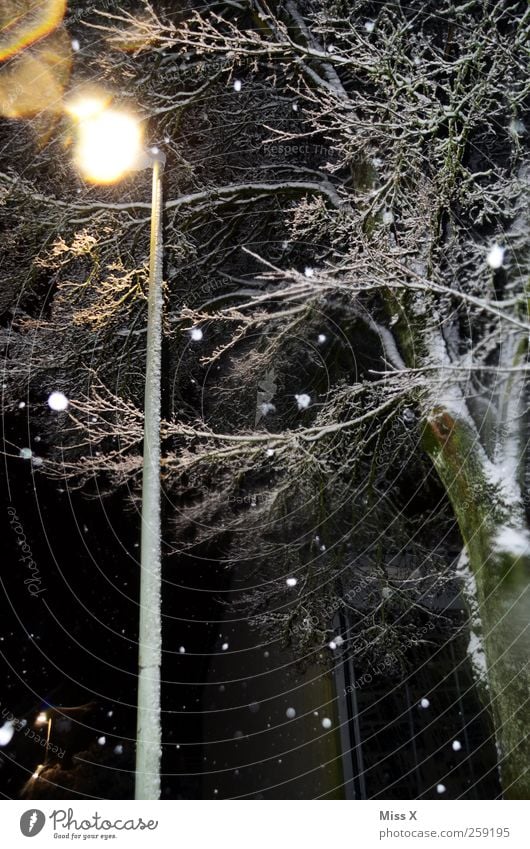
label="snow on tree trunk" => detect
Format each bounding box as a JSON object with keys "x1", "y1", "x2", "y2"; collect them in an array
[{"x1": 423, "y1": 405, "x2": 530, "y2": 799}]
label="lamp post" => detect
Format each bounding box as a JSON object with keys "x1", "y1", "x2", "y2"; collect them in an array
[{"x1": 70, "y1": 98, "x2": 165, "y2": 799}]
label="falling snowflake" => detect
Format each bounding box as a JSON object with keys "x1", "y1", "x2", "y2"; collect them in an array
[
  {"x1": 304, "y1": 266, "x2": 314, "y2": 277},
  {"x1": 295, "y1": 393, "x2": 311, "y2": 410},
  {"x1": 382, "y1": 210, "x2": 394, "y2": 225},
  {"x1": 317, "y1": 334, "x2": 327, "y2": 344},
  {"x1": 486, "y1": 244, "x2": 505, "y2": 269},
  {"x1": 286, "y1": 707, "x2": 296, "y2": 719},
  {"x1": 179, "y1": 646, "x2": 186, "y2": 654},
  {"x1": 71, "y1": 39, "x2": 80, "y2": 51},
  {"x1": 420, "y1": 697, "x2": 430, "y2": 709},
  {"x1": 321, "y1": 717, "x2": 332, "y2": 729},
  {"x1": 97, "y1": 736, "x2": 106, "y2": 746},
  {"x1": 19, "y1": 448, "x2": 32, "y2": 460},
  {"x1": 114, "y1": 744, "x2": 123, "y2": 755},
  {"x1": 190, "y1": 327, "x2": 203, "y2": 341},
  {"x1": 286, "y1": 577, "x2": 297, "y2": 587},
  {"x1": 0, "y1": 721, "x2": 15, "y2": 747},
  {"x1": 328, "y1": 641, "x2": 337, "y2": 650},
  {"x1": 436, "y1": 783, "x2": 446, "y2": 794},
  {"x1": 260, "y1": 402, "x2": 276, "y2": 416},
  {"x1": 452, "y1": 740, "x2": 462, "y2": 751},
  {"x1": 365, "y1": 20, "x2": 375, "y2": 32},
  {"x1": 48, "y1": 391, "x2": 68, "y2": 411},
  {"x1": 509, "y1": 118, "x2": 525, "y2": 137},
  {"x1": 233, "y1": 80, "x2": 242, "y2": 92},
  {"x1": 221, "y1": 642, "x2": 229, "y2": 651},
  {"x1": 265, "y1": 448, "x2": 275, "y2": 457}
]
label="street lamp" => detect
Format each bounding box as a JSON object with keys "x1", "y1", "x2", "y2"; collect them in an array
[{"x1": 69, "y1": 96, "x2": 165, "y2": 800}]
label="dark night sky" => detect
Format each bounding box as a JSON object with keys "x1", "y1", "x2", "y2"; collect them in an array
[{"x1": 1, "y1": 406, "x2": 501, "y2": 799}]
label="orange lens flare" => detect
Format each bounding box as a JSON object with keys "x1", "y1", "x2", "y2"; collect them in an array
[
  {"x1": 0, "y1": 0, "x2": 67, "y2": 62},
  {"x1": 0, "y1": 3, "x2": 70, "y2": 126}
]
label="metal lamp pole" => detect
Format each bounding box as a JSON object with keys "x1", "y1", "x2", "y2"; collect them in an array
[
  {"x1": 135, "y1": 148, "x2": 166, "y2": 800},
  {"x1": 70, "y1": 100, "x2": 167, "y2": 798}
]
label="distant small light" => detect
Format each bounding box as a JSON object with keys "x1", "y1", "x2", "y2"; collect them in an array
[
  {"x1": 36, "y1": 712, "x2": 48, "y2": 725},
  {"x1": 48, "y1": 391, "x2": 68, "y2": 411}
]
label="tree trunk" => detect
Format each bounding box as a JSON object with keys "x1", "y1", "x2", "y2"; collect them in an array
[{"x1": 423, "y1": 408, "x2": 530, "y2": 798}]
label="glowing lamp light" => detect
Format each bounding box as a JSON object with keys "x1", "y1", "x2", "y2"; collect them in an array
[
  {"x1": 35, "y1": 712, "x2": 48, "y2": 725},
  {"x1": 68, "y1": 98, "x2": 143, "y2": 184}
]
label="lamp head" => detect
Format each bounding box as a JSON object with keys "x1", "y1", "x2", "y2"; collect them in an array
[{"x1": 67, "y1": 96, "x2": 143, "y2": 184}]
